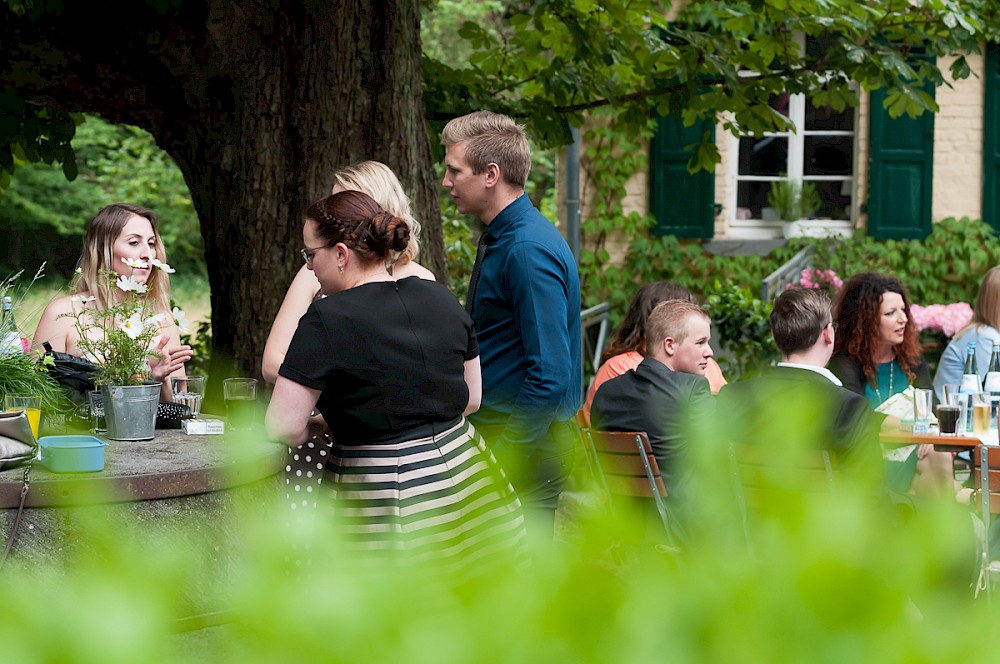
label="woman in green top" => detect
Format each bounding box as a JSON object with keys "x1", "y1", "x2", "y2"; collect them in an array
[{"x1": 829, "y1": 272, "x2": 952, "y2": 496}]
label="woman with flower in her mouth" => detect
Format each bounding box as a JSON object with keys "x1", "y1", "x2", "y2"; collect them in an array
[
  {"x1": 32, "y1": 203, "x2": 193, "y2": 401},
  {"x1": 829, "y1": 272, "x2": 953, "y2": 496}
]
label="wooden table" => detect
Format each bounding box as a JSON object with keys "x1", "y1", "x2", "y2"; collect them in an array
[
  {"x1": 0, "y1": 427, "x2": 286, "y2": 623},
  {"x1": 880, "y1": 427, "x2": 988, "y2": 453}
]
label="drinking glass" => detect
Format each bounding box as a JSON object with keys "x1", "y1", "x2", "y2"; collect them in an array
[
  {"x1": 171, "y1": 375, "x2": 206, "y2": 420},
  {"x1": 88, "y1": 390, "x2": 106, "y2": 434},
  {"x1": 223, "y1": 378, "x2": 258, "y2": 431},
  {"x1": 943, "y1": 384, "x2": 970, "y2": 434},
  {"x1": 936, "y1": 403, "x2": 960, "y2": 435},
  {"x1": 912, "y1": 388, "x2": 932, "y2": 433},
  {"x1": 4, "y1": 394, "x2": 41, "y2": 439},
  {"x1": 972, "y1": 392, "x2": 992, "y2": 435}
]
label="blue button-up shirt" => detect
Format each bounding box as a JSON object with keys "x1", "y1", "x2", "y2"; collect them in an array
[{"x1": 468, "y1": 193, "x2": 582, "y2": 452}]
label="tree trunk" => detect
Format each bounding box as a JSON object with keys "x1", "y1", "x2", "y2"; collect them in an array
[{"x1": 0, "y1": 0, "x2": 444, "y2": 383}]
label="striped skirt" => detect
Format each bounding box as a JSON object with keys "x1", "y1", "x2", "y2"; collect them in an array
[{"x1": 323, "y1": 418, "x2": 528, "y2": 569}]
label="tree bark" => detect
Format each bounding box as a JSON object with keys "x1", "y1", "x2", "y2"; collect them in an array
[{"x1": 0, "y1": 0, "x2": 444, "y2": 380}]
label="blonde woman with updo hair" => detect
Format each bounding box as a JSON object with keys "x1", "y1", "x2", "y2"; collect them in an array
[
  {"x1": 32, "y1": 203, "x2": 193, "y2": 401},
  {"x1": 266, "y1": 190, "x2": 526, "y2": 563},
  {"x1": 261, "y1": 161, "x2": 433, "y2": 384}
]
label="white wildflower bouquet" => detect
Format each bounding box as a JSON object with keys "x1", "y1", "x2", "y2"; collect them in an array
[{"x1": 66, "y1": 258, "x2": 187, "y2": 386}]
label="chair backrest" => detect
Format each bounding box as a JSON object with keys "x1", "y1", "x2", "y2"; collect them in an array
[
  {"x1": 729, "y1": 441, "x2": 839, "y2": 553},
  {"x1": 730, "y1": 441, "x2": 839, "y2": 508},
  {"x1": 580, "y1": 428, "x2": 672, "y2": 541},
  {"x1": 974, "y1": 444, "x2": 1000, "y2": 516},
  {"x1": 582, "y1": 429, "x2": 667, "y2": 498}
]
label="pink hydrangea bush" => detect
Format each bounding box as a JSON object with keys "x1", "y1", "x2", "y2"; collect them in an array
[
  {"x1": 798, "y1": 268, "x2": 844, "y2": 292},
  {"x1": 909, "y1": 302, "x2": 973, "y2": 338}
]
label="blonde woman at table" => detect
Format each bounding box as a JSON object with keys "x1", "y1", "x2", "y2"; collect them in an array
[
  {"x1": 261, "y1": 161, "x2": 434, "y2": 384},
  {"x1": 932, "y1": 266, "x2": 1000, "y2": 402},
  {"x1": 266, "y1": 190, "x2": 525, "y2": 565},
  {"x1": 828, "y1": 272, "x2": 953, "y2": 498},
  {"x1": 31, "y1": 203, "x2": 192, "y2": 402},
  {"x1": 581, "y1": 281, "x2": 727, "y2": 427}
]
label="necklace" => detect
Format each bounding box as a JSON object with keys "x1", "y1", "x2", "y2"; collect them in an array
[{"x1": 873, "y1": 361, "x2": 894, "y2": 403}]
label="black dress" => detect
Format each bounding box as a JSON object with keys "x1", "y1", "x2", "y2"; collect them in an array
[{"x1": 279, "y1": 277, "x2": 526, "y2": 565}]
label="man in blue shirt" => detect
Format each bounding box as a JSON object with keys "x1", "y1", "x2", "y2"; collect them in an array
[{"x1": 442, "y1": 110, "x2": 582, "y2": 538}]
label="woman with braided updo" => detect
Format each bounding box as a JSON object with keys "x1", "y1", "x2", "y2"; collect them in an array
[{"x1": 266, "y1": 190, "x2": 526, "y2": 563}]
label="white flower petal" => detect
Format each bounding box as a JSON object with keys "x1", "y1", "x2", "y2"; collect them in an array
[
  {"x1": 115, "y1": 275, "x2": 148, "y2": 294},
  {"x1": 150, "y1": 258, "x2": 176, "y2": 273},
  {"x1": 172, "y1": 307, "x2": 190, "y2": 334}
]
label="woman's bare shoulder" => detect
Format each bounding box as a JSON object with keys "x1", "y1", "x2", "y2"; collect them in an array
[{"x1": 395, "y1": 260, "x2": 436, "y2": 281}]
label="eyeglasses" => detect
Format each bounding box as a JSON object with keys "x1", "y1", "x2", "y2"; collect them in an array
[{"x1": 300, "y1": 243, "x2": 331, "y2": 266}]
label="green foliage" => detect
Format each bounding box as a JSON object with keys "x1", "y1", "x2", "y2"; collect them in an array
[
  {"x1": 0, "y1": 405, "x2": 993, "y2": 661},
  {"x1": 0, "y1": 265, "x2": 73, "y2": 414},
  {"x1": 179, "y1": 319, "x2": 212, "y2": 378},
  {"x1": 766, "y1": 179, "x2": 821, "y2": 221},
  {"x1": 0, "y1": 90, "x2": 80, "y2": 195},
  {"x1": 703, "y1": 280, "x2": 778, "y2": 379},
  {"x1": 781, "y1": 217, "x2": 1000, "y2": 305},
  {"x1": 424, "y1": 0, "x2": 1000, "y2": 167}
]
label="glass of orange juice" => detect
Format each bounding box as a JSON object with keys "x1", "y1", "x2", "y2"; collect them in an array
[{"x1": 4, "y1": 394, "x2": 41, "y2": 439}]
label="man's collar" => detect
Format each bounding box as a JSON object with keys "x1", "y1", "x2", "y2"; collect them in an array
[
  {"x1": 484, "y1": 193, "x2": 530, "y2": 239},
  {"x1": 776, "y1": 362, "x2": 843, "y2": 386}
]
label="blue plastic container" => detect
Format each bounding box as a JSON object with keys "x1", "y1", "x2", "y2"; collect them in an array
[{"x1": 38, "y1": 435, "x2": 107, "y2": 473}]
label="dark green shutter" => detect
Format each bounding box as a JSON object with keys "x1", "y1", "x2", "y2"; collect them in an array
[
  {"x1": 649, "y1": 115, "x2": 715, "y2": 238},
  {"x1": 867, "y1": 85, "x2": 935, "y2": 240},
  {"x1": 984, "y1": 43, "x2": 1000, "y2": 231}
]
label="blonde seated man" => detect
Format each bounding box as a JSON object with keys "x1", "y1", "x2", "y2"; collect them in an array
[{"x1": 590, "y1": 300, "x2": 716, "y2": 542}]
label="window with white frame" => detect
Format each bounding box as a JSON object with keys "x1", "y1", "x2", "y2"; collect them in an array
[{"x1": 733, "y1": 92, "x2": 856, "y2": 223}]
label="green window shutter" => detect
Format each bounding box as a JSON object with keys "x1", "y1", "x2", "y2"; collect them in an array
[
  {"x1": 867, "y1": 84, "x2": 935, "y2": 240},
  {"x1": 649, "y1": 115, "x2": 715, "y2": 238},
  {"x1": 984, "y1": 43, "x2": 1000, "y2": 231}
]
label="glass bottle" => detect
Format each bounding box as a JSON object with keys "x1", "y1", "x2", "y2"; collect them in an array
[
  {"x1": 984, "y1": 341, "x2": 1000, "y2": 428},
  {"x1": 960, "y1": 342, "x2": 980, "y2": 393},
  {"x1": 0, "y1": 296, "x2": 23, "y2": 355},
  {"x1": 960, "y1": 342, "x2": 980, "y2": 433}
]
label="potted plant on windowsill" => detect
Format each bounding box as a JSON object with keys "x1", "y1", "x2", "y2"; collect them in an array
[{"x1": 766, "y1": 179, "x2": 821, "y2": 239}]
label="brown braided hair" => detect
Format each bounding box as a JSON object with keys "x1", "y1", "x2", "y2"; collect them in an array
[{"x1": 305, "y1": 190, "x2": 410, "y2": 265}]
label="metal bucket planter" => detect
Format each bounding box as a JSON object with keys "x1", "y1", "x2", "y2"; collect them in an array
[{"x1": 104, "y1": 382, "x2": 161, "y2": 441}]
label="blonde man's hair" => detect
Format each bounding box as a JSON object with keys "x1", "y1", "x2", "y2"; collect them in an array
[
  {"x1": 332, "y1": 161, "x2": 422, "y2": 263},
  {"x1": 645, "y1": 301, "x2": 710, "y2": 356},
  {"x1": 441, "y1": 110, "x2": 531, "y2": 187},
  {"x1": 72, "y1": 203, "x2": 171, "y2": 316}
]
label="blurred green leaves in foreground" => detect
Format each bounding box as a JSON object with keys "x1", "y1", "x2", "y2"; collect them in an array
[{"x1": 0, "y1": 398, "x2": 997, "y2": 663}]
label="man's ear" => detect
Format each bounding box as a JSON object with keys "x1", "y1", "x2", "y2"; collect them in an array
[
  {"x1": 822, "y1": 325, "x2": 835, "y2": 346},
  {"x1": 483, "y1": 162, "x2": 501, "y2": 188},
  {"x1": 662, "y1": 336, "x2": 676, "y2": 357}
]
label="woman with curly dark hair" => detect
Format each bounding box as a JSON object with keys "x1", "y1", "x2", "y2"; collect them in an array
[
  {"x1": 829, "y1": 272, "x2": 952, "y2": 496},
  {"x1": 829, "y1": 272, "x2": 930, "y2": 406},
  {"x1": 580, "y1": 281, "x2": 727, "y2": 426}
]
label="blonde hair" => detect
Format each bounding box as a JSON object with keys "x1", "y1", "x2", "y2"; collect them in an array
[
  {"x1": 441, "y1": 111, "x2": 531, "y2": 187},
  {"x1": 962, "y1": 266, "x2": 1000, "y2": 335},
  {"x1": 71, "y1": 203, "x2": 171, "y2": 316},
  {"x1": 645, "y1": 301, "x2": 710, "y2": 355},
  {"x1": 332, "y1": 161, "x2": 422, "y2": 263}
]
